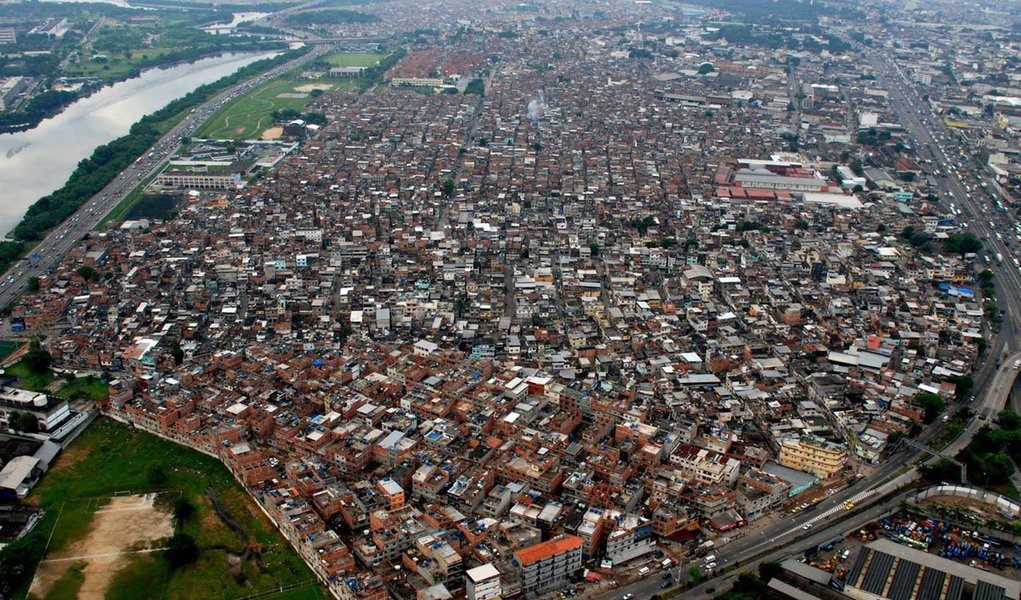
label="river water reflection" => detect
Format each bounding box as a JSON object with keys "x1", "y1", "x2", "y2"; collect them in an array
[{"x1": 0, "y1": 51, "x2": 275, "y2": 236}]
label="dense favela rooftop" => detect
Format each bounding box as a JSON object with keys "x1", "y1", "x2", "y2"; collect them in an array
[{"x1": 8, "y1": 0, "x2": 1011, "y2": 597}]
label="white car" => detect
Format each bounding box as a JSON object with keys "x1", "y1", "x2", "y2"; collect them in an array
[{"x1": 803, "y1": 523, "x2": 812, "y2": 530}]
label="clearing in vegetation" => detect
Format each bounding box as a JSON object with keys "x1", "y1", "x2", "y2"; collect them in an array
[
  {"x1": 6, "y1": 417, "x2": 323, "y2": 600},
  {"x1": 30, "y1": 493, "x2": 173, "y2": 600},
  {"x1": 322, "y1": 52, "x2": 385, "y2": 67},
  {"x1": 196, "y1": 75, "x2": 361, "y2": 140}
]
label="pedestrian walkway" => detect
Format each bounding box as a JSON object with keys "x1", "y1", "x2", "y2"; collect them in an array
[{"x1": 802, "y1": 490, "x2": 878, "y2": 528}]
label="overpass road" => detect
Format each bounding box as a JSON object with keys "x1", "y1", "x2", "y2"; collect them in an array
[{"x1": 595, "y1": 351, "x2": 1021, "y2": 600}]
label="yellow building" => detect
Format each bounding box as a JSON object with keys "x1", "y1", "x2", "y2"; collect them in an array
[{"x1": 778, "y1": 435, "x2": 848, "y2": 479}]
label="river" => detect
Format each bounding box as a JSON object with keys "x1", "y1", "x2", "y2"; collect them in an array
[
  {"x1": 0, "y1": 51, "x2": 276, "y2": 237},
  {"x1": 202, "y1": 12, "x2": 270, "y2": 35}
]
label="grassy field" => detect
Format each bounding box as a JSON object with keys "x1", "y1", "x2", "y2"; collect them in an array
[
  {"x1": 19, "y1": 417, "x2": 325, "y2": 600},
  {"x1": 64, "y1": 48, "x2": 177, "y2": 78},
  {"x1": 322, "y1": 52, "x2": 385, "y2": 67},
  {"x1": 196, "y1": 75, "x2": 361, "y2": 140},
  {"x1": 41, "y1": 562, "x2": 86, "y2": 600},
  {"x1": 56, "y1": 375, "x2": 109, "y2": 401},
  {"x1": 0, "y1": 359, "x2": 104, "y2": 400},
  {"x1": 124, "y1": 192, "x2": 183, "y2": 222},
  {"x1": 4, "y1": 359, "x2": 54, "y2": 392},
  {"x1": 257, "y1": 587, "x2": 327, "y2": 600}
]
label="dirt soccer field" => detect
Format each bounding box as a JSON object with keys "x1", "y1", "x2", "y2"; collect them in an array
[{"x1": 30, "y1": 493, "x2": 174, "y2": 599}]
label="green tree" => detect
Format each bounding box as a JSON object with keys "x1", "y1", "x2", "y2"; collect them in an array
[
  {"x1": 173, "y1": 497, "x2": 195, "y2": 524},
  {"x1": 998, "y1": 410, "x2": 1021, "y2": 431},
  {"x1": 76, "y1": 265, "x2": 99, "y2": 282},
  {"x1": 25, "y1": 337, "x2": 51, "y2": 374},
  {"x1": 759, "y1": 561, "x2": 782, "y2": 582},
  {"x1": 164, "y1": 533, "x2": 199, "y2": 569},
  {"x1": 943, "y1": 232, "x2": 982, "y2": 256},
  {"x1": 13, "y1": 411, "x2": 39, "y2": 433},
  {"x1": 0, "y1": 535, "x2": 46, "y2": 593},
  {"x1": 977, "y1": 452, "x2": 1015, "y2": 485},
  {"x1": 453, "y1": 295, "x2": 470, "y2": 319},
  {"x1": 919, "y1": 458, "x2": 962, "y2": 483},
  {"x1": 170, "y1": 340, "x2": 184, "y2": 366},
  {"x1": 945, "y1": 375, "x2": 974, "y2": 400},
  {"x1": 26, "y1": 276, "x2": 39, "y2": 292},
  {"x1": 147, "y1": 465, "x2": 168, "y2": 487},
  {"x1": 732, "y1": 571, "x2": 767, "y2": 596},
  {"x1": 916, "y1": 392, "x2": 945, "y2": 424}
]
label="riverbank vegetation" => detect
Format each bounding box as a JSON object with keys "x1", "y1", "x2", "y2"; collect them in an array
[
  {"x1": 0, "y1": 2, "x2": 288, "y2": 133},
  {"x1": 0, "y1": 47, "x2": 307, "y2": 277},
  {"x1": 63, "y1": 12, "x2": 287, "y2": 81}
]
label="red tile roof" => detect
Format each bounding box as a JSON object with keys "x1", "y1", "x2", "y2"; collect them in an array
[{"x1": 514, "y1": 535, "x2": 583, "y2": 565}]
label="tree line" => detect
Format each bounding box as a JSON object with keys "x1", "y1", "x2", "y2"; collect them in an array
[{"x1": 0, "y1": 48, "x2": 309, "y2": 277}]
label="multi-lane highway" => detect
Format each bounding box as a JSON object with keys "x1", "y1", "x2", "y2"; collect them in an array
[
  {"x1": 594, "y1": 51, "x2": 1021, "y2": 600},
  {"x1": 0, "y1": 45, "x2": 330, "y2": 312},
  {"x1": 597, "y1": 487, "x2": 917, "y2": 600},
  {"x1": 596, "y1": 350, "x2": 1021, "y2": 600},
  {"x1": 870, "y1": 53, "x2": 1021, "y2": 341},
  {"x1": 0, "y1": 31, "x2": 1016, "y2": 600}
]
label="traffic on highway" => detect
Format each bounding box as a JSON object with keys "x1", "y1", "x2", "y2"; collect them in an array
[
  {"x1": 1, "y1": 31, "x2": 1020, "y2": 600},
  {"x1": 0, "y1": 45, "x2": 329, "y2": 312},
  {"x1": 595, "y1": 53, "x2": 1021, "y2": 599}
]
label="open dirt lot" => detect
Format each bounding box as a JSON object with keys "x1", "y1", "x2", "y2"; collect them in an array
[
  {"x1": 30, "y1": 493, "x2": 174, "y2": 599},
  {"x1": 293, "y1": 83, "x2": 332, "y2": 93},
  {"x1": 261, "y1": 126, "x2": 283, "y2": 140}
]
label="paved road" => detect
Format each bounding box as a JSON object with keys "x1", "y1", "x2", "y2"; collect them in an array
[
  {"x1": 596, "y1": 488, "x2": 915, "y2": 600},
  {"x1": 0, "y1": 45, "x2": 330, "y2": 312},
  {"x1": 596, "y1": 51, "x2": 1021, "y2": 598},
  {"x1": 869, "y1": 53, "x2": 1021, "y2": 341}
]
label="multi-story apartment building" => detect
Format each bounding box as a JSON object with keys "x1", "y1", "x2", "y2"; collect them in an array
[
  {"x1": 514, "y1": 535, "x2": 583, "y2": 599},
  {"x1": 465, "y1": 563, "x2": 501, "y2": 600},
  {"x1": 778, "y1": 435, "x2": 848, "y2": 479},
  {"x1": 668, "y1": 443, "x2": 741, "y2": 487},
  {"x1": 0, "y1": 387, "x2": 70, "y2": 432},
  {"x1": 605, "y1": 513, "x2": 655, "y2": 564},
  {"x1": 154, "y1": 169, "x2": 242, "y2": 190}
]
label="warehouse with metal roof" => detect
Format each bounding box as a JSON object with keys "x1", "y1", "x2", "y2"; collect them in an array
[{"x1": 842, "y1": 539, "x2": 1020, "y2": 600}]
